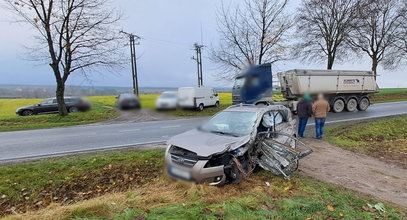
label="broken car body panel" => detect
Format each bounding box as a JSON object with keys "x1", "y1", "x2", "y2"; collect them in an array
[
  {"x1": 165, "y1": 104, "x2": 312, "y2": 185},
  {"x1": 168, "y1": 129, "x2": 250, "y2": 157}
]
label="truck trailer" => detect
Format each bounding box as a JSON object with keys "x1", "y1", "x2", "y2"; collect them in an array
[{"x1": 232, "y1": 64, "x2": 379, "y2": 113}]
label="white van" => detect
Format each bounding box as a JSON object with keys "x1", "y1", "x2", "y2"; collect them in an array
[{"x1": 177, "y1": 87, "x2": 220, "y2": 111}]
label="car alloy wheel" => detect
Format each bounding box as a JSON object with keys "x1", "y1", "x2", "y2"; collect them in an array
[
  {"x1": 69, "y1": 106, "x2": 79, "y2": 113},
  {"x1": 198, "y1": 104, "x2": 204, "y2": 111},
  {"x1": 22, "y1": 110, "x2": 34, "y2": 116}
]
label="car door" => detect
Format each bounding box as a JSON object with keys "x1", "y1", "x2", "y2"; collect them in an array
[
  {"x1": 273, "y1": 110, "x2": 296, "y2": 148},
  {"x1": 261, "y1": 110, "x2": 295, "y2": 147},
  {"x1": 37, "y1": 98, "x2": 56, "y2": 114},
  {"x1": 209, "y1": 89, "x2": 216, "y2": 106},
  {"x1": 49, "y1": 99, "x2": 59, "y2": 112}
]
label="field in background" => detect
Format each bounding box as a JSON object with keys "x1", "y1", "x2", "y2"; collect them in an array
[
  {"x1": 88, "y1": 92, "x2": 285, "y2": 117},
  {"x1": 372, "y1": 88, "x2": 407, "y2": 103},
  {"x1": 326, "y1": 115, "x2": 407, "y2": 168},
  {"x1": 0, "y1": 88, "x2": 405, "y2": 131},
  {"x1": 1, "y1": 148, "x2": 404, "y2": 219},
  {"x1": 0, "y1": 99, "x2": 117, "y2": 132}
]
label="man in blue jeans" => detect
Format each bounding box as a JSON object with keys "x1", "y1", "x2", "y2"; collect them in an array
[
  {"x1": 296, "y1": 94, "x2": 313, "y2": 137},
  {"x1": 312, "y1": 94, "x2": 330, "y2": 139}
]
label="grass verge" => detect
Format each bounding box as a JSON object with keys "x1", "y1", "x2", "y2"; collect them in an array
[
  {"x1": 0, "y1": 100, "x2": 118, "y2": 132},
  {"x1": 371, "y1": 88, "x2": 407, "y2": 103},
  {"x1": 0, "y1": 149, "x2": 405, "y2": 219},
  {"x1": 326, "y1": 115, "x2": 407, "y2": 168},
  {"x1": 88, "y1": 93, "x2": 286, "y2": 117}
]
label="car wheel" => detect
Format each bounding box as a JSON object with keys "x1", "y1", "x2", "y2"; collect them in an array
[
  {"x1": 68, "y1": 106, "x2": 79, "y2": 113},
  {"x1": 198, "y1": 104, "x2": 204, "y2": 111},
  {"x1": 215, "y1": 101, "x2": 220, "y2": 108},
  {"x1": 229, "y1": 161, "x2": 243, "y2": 184},
  {"x1": 357, "y1": 97, "x2": 370, "y2": 111},
  {"x1": 346, "y1": 98, "x2": 358, "y2": 112},
  {"x1": 333, "y1": 99, "x2": 345, "y2": 113},
  {"x1": 22, "y1": 110, "x2": 34, "y2": 116}
]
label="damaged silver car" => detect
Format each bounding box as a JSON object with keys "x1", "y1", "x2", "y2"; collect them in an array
[{"x1": 165, "y1": 104, "x2": 313, "y2": 186}]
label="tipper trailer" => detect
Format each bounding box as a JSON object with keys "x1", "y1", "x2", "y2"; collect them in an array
[{"x1": 232, "y1": 64, "x2": 379, "y2": 113}]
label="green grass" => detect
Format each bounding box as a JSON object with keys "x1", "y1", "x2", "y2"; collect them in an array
[
  {"x1": 0, "y1": 149, "x2": 164, "y2": 208},
  {"x1": 372, "y1": 88, "x2": 407, "y2": 103},
  {"x1": 1, "y1": 149, "x2": 404, "y2": 219},
  {"x1": 326, "y1": 115, "x2": 407, "y2": 167},
  {"x1": 88, "y1": 92, "x2": 286, "y2": 117},
  {"x1": 0, "y1": 99, "x2": 118, "y2": 132},
  {"x1": 376, "y1": 88, "x2": 407, "y2": 95}
]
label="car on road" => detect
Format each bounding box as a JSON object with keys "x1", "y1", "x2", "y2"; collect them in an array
[
  {"x1": 156, "y1": 91, "x2": 178, "y2": 110},
  {"x1": 165, "y1": 104, "x2": 312, "y2": 186},
  {"x1": 177, "y1": 87, "x2": 220, "y2": 111},
  {"x1": 16, "y1": 97, "x2": 91, "y2": 116},
  {"x1": 116, "y1": 93, "x2": 141, "y2": 110}
]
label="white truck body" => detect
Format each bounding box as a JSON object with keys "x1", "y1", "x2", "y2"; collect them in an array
[
  {"x1": 277, "y1": 69, "x2": 379, "y2": 113},
  {"x1": 177, "y1": 87, "x2": 220, "y2": 110},
  {"x1": 278, "y1": 69, "x2": 378, "y2": 97}
]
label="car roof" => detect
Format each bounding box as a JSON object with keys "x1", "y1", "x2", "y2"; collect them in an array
[
  {"x1": 45, "y1": 97, "x2": 80, "y2": 99},
  {"x1": 224, "y1": 104, "x2": 289, "y2": 113}
]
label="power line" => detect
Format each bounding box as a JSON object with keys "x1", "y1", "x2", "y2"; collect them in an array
[
  {"x1": 192, "y1": 43, "x2": 205, "y2": 87},
  {"x1": 120, "y1": 30, "x2": 141, "y2": 96}
]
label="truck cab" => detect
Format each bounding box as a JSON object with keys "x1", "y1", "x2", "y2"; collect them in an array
[{"x1": 232, "y1": 63, "x2": 273, "y2": 105}]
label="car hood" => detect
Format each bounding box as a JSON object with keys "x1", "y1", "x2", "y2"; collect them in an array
[
  {"x1": 17, "y1": 105, "x2": 35, "y2": 110},
  {"x1": 168, "y1": 129, "x2": 250, "y2": 157}
]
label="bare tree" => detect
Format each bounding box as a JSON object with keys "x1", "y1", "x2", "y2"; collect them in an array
[
  {"x1": 5, "y1": 0, "x2": 124, "y2": 116},
  {"x1": 348, "y1": 0, "x2": 404, "y2": 78},
  {"x1": 211, "y1": 0, "x2": 292, "y2": 80},
  {"x1": 295, "y1": 0, "x2": 357, "y2": 69}
]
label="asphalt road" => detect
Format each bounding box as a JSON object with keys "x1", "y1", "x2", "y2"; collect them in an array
[{"x1": 1, "y1": 101, "x2": 406, "y2": 163}]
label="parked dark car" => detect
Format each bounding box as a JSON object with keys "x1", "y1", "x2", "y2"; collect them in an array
[
  {"x1": 16, "y1": 97, "x2": 91, "y2": 116},
  {"x1": 116, "y1": 93, "x2": 141, "y2": 110}
]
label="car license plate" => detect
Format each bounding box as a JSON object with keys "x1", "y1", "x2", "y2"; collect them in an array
[{"x1": 170, "y1": 166, "x2": 191, "y2": 180}]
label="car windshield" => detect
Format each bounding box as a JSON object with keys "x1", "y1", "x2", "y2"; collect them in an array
[
  {"x1": 199, "y1": 111, "x2": 258, "y2": 137},
  {"x1": 40, "y1": 99, "x2": 53, "y2": 105},
  {"x1": 233, "y1": 77, "x2": 246, "y2": 89},
  {"x1": 120, "y1": 93, "x2": 137, "y2": 99},
  {"x1": 160, "y1": 92, "x2": 176, "y2": 99}
]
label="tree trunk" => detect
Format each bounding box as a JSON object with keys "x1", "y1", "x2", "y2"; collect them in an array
[
  {"x1": 56, "y1": 80, "x2": 68, "y2": 116},
  {"x1": 327, "y1": 54, "x2": 334, "y2": 69},
  {"x1": 372, "y1": 58, "x2": 378, "y2": 80}
]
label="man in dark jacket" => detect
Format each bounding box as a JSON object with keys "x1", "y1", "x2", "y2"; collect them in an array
[{"x1": 297, "y1": 93, "x2": 313, "y2": 137}]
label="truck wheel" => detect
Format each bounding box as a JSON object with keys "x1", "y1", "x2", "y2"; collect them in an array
[
  {"x1": 333, "y1": 99, "x2": 345, "y2": 113},
  {"x1": 215, "y1": 101, "x2": 220, "y2": 108},
  {"x1": 346, "y1": 98, "x2": 358, "y2": 112},
  {"x1": 198, "y1": 104, "x2": 204, "y2": 111},
  {"x1": 357, "y1": 97, "x2": 370, "y2": 111}
]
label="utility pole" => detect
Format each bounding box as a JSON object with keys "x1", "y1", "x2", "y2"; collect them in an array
[
  {"x1": 120, "y1": 30, "x2": 141, "y2": 95},
  {"x1": 192, "y1": 43, "x2": 204, "y2": 87}
]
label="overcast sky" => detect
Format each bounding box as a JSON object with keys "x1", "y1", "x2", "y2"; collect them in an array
[{"x1": 0, "y1": 0, "x2": 406, "y2": 88}]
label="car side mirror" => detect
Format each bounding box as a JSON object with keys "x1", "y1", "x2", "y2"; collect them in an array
[
  {"x1": 36, "y1": 103, "x2": 41, "y2": 106},
  {"x1": 214, "y1": 93, "x2": 218, "y2": 97}
]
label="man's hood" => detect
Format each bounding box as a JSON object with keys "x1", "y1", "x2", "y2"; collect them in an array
[{"x1": 168, "y1": 129, "x2": 250, "y2": 157}]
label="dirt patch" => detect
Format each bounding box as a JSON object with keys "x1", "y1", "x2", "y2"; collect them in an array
[
  {"x1": 372, "y1": 92, "x2": 407, "y2": 102},
  {"x1": 97, "y1": 108, "x2": 184, "y2": 124},
  {"x1": 300, "y1": 138, "x2": 407, "y2": 207},
  {"x1": 0, "y1": 151, "x2": 163, "y2": 216}
]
